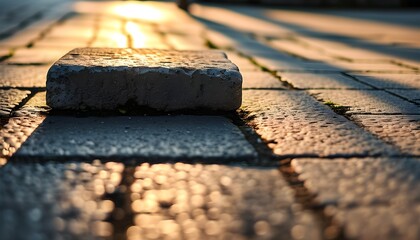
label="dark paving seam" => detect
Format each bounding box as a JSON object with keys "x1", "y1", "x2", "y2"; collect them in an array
[
  {"x1": 390, "y1": 59, "x2": 419, "y2": 71},
  {"x1": 109, "y1": 167, "x2": 135, "y2": 240},
  {"x1": 0, "y1": 86, "x2": 46, "y2": 91},
  {"x1": 0, "y1": 10, "x2": 44, "y2": 40},
  {"x1": 25, "y1": 12, "x2": 76, "y2": 49},
  {"x1": 228, "y1": 111, "x2": 346, "y2": 240},
  {"x1": 343, "y1": 72, "x2": 420, "y2": 106}
]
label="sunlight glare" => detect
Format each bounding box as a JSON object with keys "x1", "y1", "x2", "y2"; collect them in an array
[{"x1": 113, "y1": 3, "x2": 165, "y2": 22}]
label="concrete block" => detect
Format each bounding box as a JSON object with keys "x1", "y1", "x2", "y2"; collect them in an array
[{"x1": 46, "y1": 48, "x2": 242, "y2": 111}]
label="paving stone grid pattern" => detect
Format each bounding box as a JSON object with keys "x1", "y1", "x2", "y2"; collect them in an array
[{"x1": 1, "y1": 1, "x2": 420, "y2": 240}]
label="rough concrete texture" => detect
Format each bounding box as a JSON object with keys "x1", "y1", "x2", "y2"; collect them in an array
[
  {"x1": 292, "y1": 157, "x2": 420, "y2": 240},
  {"x1": 278, "y1": 72, "x2": 371, "y2": 89},
  {"x1": 0, "y1": 160, "x2": 123, "y2": 240},
  {"x1": 126, "y1": 163, "x2": 321, "y2": 240},
  {"x1": 0, "y1": 65, "x2": 50, "y2": 88},
  {"x1": 349, "y1": 73, "x2": 420, "y2": 89},
  {"x1": 14, "y1": 116, "x2": 257, "y2": 161},
  {"x1": 352, "y1": 115, "x2": 420, "y2": 155},
  {"x1": 309, "y1": 89, "x2": 420, "y2": 114},
  {"x1": 388, "y1": 89, "x2": 420, "y2": 105},
  {"x1": 0, "y1": 89, "x2": 31, "y2": 117},
  {"x1": 1, "y1": 117, "x2": 45, "y2": 158},
  {"x1": 14, "y1": 92, "x2": 50, "y2": 117},
  {"x1": 241, "y1": 71, "x2": 286, "y2": 89},
  {"x1": 47, "y1": 48, "x2": 242, "y2": 111},
  {"x1": 241, "y1": 90, "x2": 398, "y2": 157}
]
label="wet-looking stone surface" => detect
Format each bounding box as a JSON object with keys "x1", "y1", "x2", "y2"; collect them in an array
[{"x1": 46, "y1": 48, "x2": 243, "y2": 112}]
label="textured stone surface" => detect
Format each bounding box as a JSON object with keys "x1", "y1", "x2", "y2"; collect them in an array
[
  {"x1": 278, "y1": 72, "x2": 370, "y2": 89},
  {"x1": 0, "y1": 89, "x2": 31, "y2": 117},
  {"x1": 15, "y1": 116, "x2": 256, "y2": 161},
  {"x1": 1, "y1": 117, "x2": 45, "y2": 158},
  {"x1": 242, "y1": 71, "x2": 286, "y2": 89},
  {"x1": 388, "y1": 89, "x2": 420, "y2": 104},
  {"x1": 331, "y1": 206, "x2": 420, "y2": 240},
  {"x1": 126, "y1": 163, "x2": 320, "y2": 240},
  {"x1": 0, "y1": 160, "x2": 123, "y2": 240},
  {"x1": 225, "y1": 51, "x2": 259, "y2": 71},
  {"x1": 242, "y1": 90, "x2": 398, "y2": 157},
  {"x1": 352, "y1": 115, "x2": 420, "y2": 155},
  {"x1": 0, "y1": 65, "x2": 50, "y2": 87},
  {"x1": 14, "y1": 92, "x2": 50, "y2": 117},
  {"x1": 5, "y1": 47, "x2": 71, "y2": 64},
  {"x1": 292, "y1": 157, "x2": 420, "y2": 240},
  {"x1": 47, "y1": 48, "x2": 242, "y2": 111},
  {"x1": 349, "y1": 73, "x2": 420, "y2": 89},
  {"x1": 309, "y1": 90, "x2": 420, "y2": 114}
]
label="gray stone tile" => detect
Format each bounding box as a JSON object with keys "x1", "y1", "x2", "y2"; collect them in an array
[
  {"x1": 352, "y1": 115, "x2": 420, "y2": 155},
  {"x1": 388, "y1": 89, "x2": 420, "y2": 104},
  {"x1": 0, "y1": 89, "x2": 31, "y2": 117},
  {"x1": 14, "y1": 116, "x2": 257, "y2": 161},
  {"x1": 0, "y1": 65, "x2": 49, "y2": 88},
  {"x1": 268, "y1": 39, "x2": 337, "y2": 62},
  {"x1": 47, "y1": 48, "x2": 242, "y2": 111},
  {"x1": 5, "y1": 47, "x2": 71, "y2": 64},
  {"x1": 292, "y1": 157, "x2": 420, "y2": 206},
  {"x1": 292, "y1": 157, "x2": 420, "y2": 240},
  {"x1": 332, "y1": 206, "x2": 420, "y2": 240},
  {"x1": 0, "y1": 160, "x2": 123, "y2": 240},
  {"x1": 14, "y1": 92, "x2": 50, "y2": 117},
  {"x1": 349, "y1": 73, "x2": 420, "y2": 89},
  {"x1": 242, "y1": 90, "x2": 398, "y2": 157},
  {"x1": 127, "y1": 163, "x2": 320, "y2": 240},
  {"x1": 1, "y1": 117, "x2": 45, "y2": 158},
  {"x1": 225, "y1": 51, "x2": 259, "y2": 71},
  {"x1": 252, "y1": 55, "x2": 338, "y2": 72},
  {"x1": 278, "y1": 72, "x2": 371, "y2": 89},
  {"x1": 242, "y1": 71, "x2": 286, "y2": 89},
  {"x1": 329, "y1": 61, "x2": 410, "y2": 72},
  {"x1": 309, "y1": 89, "x2": 420, "y2": 114}
]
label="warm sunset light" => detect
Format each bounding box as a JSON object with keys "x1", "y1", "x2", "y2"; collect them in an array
[
  {"x1": 125, "y1": 21, "x2": 147, "y2": 48},
  {"x1": 112, "y1": 3, "x2": 165, "y2": 22}
]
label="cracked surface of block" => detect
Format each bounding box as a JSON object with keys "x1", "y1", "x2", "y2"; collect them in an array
[{"x1": 47, "y1": 48, "x2": 242, "y2": 111}]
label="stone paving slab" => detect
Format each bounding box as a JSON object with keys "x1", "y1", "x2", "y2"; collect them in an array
[
  {"x1": 292, "y1": 157, "x2": 420, "y2": 240},
  {"x1": 1, "y1": 117, "x2": 45, "y2": 158},
  {"x1": 349, "y1": 73, "x2": 420, "y2": 89},
  {"x1": 225, "y1": 51, "x2": 260, "y2": 71},
  {"x1": 278, "y1": 72, "x2": 371, "y2": 89},
  {"x1": 241, "y1": 71, "x2": 286, "y2": 89},
  {"x1": 126, "y1": 163, "x2": 320, "y2": 240},
  {"x1": 352, "y1": 115, "x2": 420, "y2": 155},
  {"x1": 0, "y1": 89, "x2": 30, "y2": 117},
  {"x1": 5, "y1": 47, "x2": 71, "y2": 64},
  {"x1": 309, "y1": 89, "x2": 420, "y2": 114},
  {"x1": 242, "y1": 90, "x2": 398, "y2": 157},
  {"x1": 47, "y1": 48, "x2": 242, "y2": 111},
  {"x1": 14, "y1": 116, "x2": 257, "y2": 161},
  {"x1": 14, "y1": 92, "x2": 50, "y2": 117},
  {"x1": 267, "y1": 39, "x2": 338, "y2": 62},
  {"x1": 388, "y1": 89, "x2": 420, "y2": 105},
  {"x1": 0, "y1": 64, "x2": 49, "y2": 88},
  {"x1": 0, "y1": 160, "x2": 123, "y2": 240},
  {"x1": 34, "y1": 37, "x2": 90, "y2": 49}
]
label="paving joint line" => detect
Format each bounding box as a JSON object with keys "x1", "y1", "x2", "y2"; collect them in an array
[{"x1": 231, "y1": 109, "x2": 347, "y2": 240}]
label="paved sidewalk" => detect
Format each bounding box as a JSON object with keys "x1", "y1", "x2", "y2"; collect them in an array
[{"x1": 0, "y1": 1, "x2": 419, "y2": 240}]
